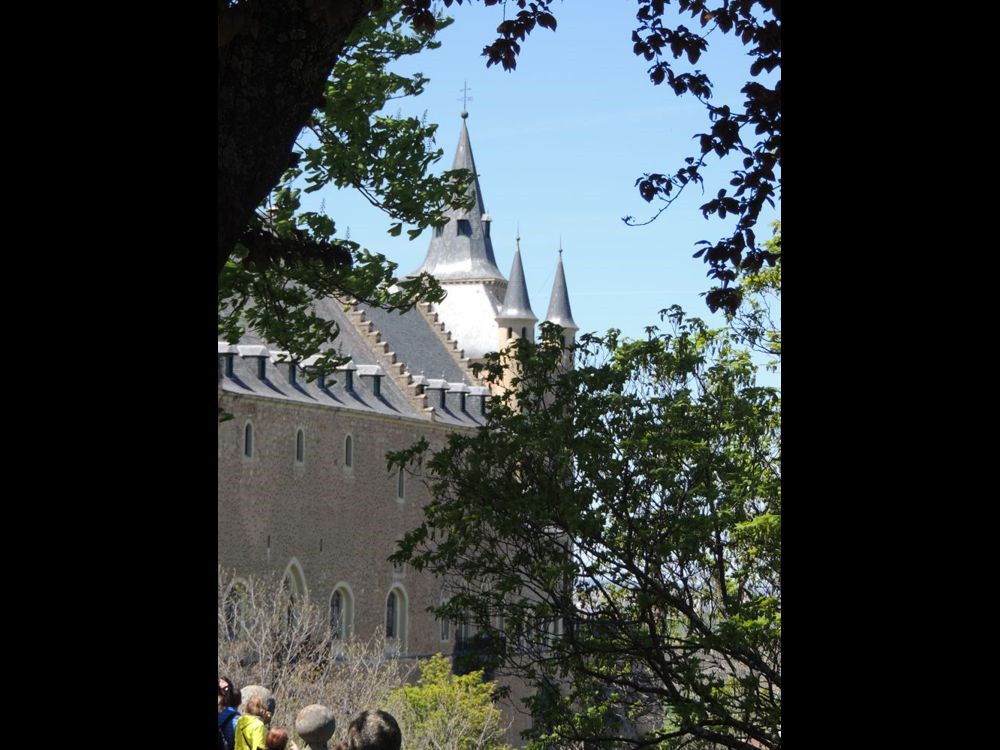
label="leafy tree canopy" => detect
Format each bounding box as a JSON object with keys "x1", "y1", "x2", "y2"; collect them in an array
[
  {"x1": 727, "y1": 221, "x2": 780, "y2": 369},
  {"x1": 219, "y1": 2, "x2": 474, "y2": 373},
  {"x1": 389, "y1": 653, "x2": 512, "y2": 750},
  {"x1": 219, "y1": 0, "x2": 780, "y2": 372},
  {"x1": 364, "y1": 1, "x2": 782, "y2": 318},
  {"x1": 390, "y1": 314, "x2": 781, "y2": 749}
]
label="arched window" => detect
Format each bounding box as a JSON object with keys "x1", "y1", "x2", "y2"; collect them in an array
[
  {"x1": 282, "y1": 561, "x2": 306, "y2": 627},
  {"x1": 282, "y1": 559, "x2": 307, "y2": 603},
  {"x1": 457, "y1": 219, "x2": 472, "y2": 236},
  {"x1": 295, "y1": 429, "x2": 304, "y2": 463},
  {"x1": 440, "y1": 594, "x2": 450, "y2": 642},
  {"x1": 397, "y1": 467, "x2": 405, "y2": 500},
  {"x1": 546, "y1": 618, "x2": 562, "y2": 648},
  {"x1": 521, "y1": 326, "x2": 527, "y2": 339},
  {"x1": 344, "y1": 435, "x2": 353, "y2": 468},
  {"x1": 223, "y1": 579, "x2": 248, "y2": 641},
  {"x1": 456, "y1": 612, "x2": 472, "y2": 646},
  {"x1": 330, "y1": 585, "x2": 353, "y2": 640},
  {"x1": 385, "y1": 586, "x2": 408, "y2": 655},
  {"x1": 330, "y1": 590, "x2": 343, "y2": 637},
  {"x1": 386, "y1": 590, "x2": 397, "y2": 638},
  {"x1": 244, "y1": 423, "x2": 253, "y2": 458}
]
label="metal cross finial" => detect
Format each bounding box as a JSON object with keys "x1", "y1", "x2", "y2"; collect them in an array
[
  {"x1": 516, "y1": 221, "x2": 520, "y2": 243},
  {"x1": 559, "y1": 235, "x2": 563, "y2": 256},
  {"x1": 459, "y1": 81, "x2": 473, "y2": 115}
]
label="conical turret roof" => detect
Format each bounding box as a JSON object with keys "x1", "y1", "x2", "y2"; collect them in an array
[
  {"x1": 408, "y1": 114, "x2": 505, "y2": 283},
  {"x1": 497, "y1": 239, "x2": 537, "y2": 324},
  {"x1": 544, "y1": 251, "x2": 578, "y2": 332}
]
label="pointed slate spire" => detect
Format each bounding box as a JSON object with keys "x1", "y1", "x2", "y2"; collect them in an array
[
  {"x1": 409, "y1": 113, "x2": 505, "y2": 282},
  {"x1": 497, "y1": 238, "x2": 537, "y2": 324},
  {"x1": 545, "y1": 249, "x2": 578, "y2": 333}
]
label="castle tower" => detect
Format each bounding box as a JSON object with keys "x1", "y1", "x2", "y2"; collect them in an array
[
  {"x1": 495, "y1": 236, "x2": 537, "y2": 393},
  {"x1": 544, "y1": 249, "x2": 578, "y2": 368},
  {"x1": 408, "y1": 113, "x2": 507, "y2": 361},
  {"x1": 497, "y1": 237, "x2": 537, "y2": 345}
]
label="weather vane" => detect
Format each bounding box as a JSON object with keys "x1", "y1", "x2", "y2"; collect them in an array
[{"x1": 458, "y1": 81, "x2": 473, "y2": 114}]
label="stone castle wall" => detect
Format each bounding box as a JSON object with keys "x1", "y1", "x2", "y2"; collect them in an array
[{"x1": 218, "y1": 390, "x2": 458, "y2": 659}]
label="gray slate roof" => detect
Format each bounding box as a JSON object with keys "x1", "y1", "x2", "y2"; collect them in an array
[
  {"x1": 545, "y1": 253, "x2": 578, "y2": 332},
  {"x1": 407, "y1": 115, "x2": 505, "y2": 283},
  {"x1": 358, "y1": 302, "x2": 472, "y2": 384},
  {"x1": 219, "y1": 296, "x2": 486, "y2": 428},
  {"x1": 497, "y1": 241, "x2": 537, "y2": 324}
]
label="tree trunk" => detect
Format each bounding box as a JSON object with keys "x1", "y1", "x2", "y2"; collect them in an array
[{"x1": 218, "y1": 0, "x2": 375, "y2": 275}]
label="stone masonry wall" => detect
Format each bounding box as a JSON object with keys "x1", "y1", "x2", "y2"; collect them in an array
[
  {"x1": 218, "y1": 391, "x2": 458, "y2": 659},
  {"x1": 219, "y1": 390, "x2": 536, "y2": 745}
]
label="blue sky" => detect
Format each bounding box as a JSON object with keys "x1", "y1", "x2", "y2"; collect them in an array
[{"x1": 297, "y1": 2, "x2": 780, "y2": 378}]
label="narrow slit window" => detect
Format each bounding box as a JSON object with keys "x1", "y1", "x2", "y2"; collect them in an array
[
  {"x1": 244, "y1": 423, "x2": 253, "y2": 458},
  {"x1": 345, "y1": 435, "x2": 353, "y2": 467},
  {"x1": 397, "y1": 468, "x2": 405, "y2": 499},
  {"x1": 331, "y1": 591, "x2": 342, "y2": 639},
  {"x1": 386, "y1": 591, "x2": 397, "y2": 638},
  {"x1": 295, "y1": 429, "x2": 304, "y2": 463},
  {"x1": 440, "y1": 595, "x2": 450, "y2": 641},
  {"x1": 330, "y1": 587, "x2": 352, "y2": 640}
]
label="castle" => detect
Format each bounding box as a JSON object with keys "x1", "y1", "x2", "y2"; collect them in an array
[{"x1": 217, "y1": 113, "x2": 576, "y2": 740}]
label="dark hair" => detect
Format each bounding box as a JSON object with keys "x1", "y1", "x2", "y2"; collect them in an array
[
  {"x1": 266, "y1": 727, "x2": 290, "y2": 750},
  {"x1": 347, "y1": 711, "x2": 401, "y2": 750},
  {"x1": 219, "y1": 676, "x2": 241, "y2": 709}
]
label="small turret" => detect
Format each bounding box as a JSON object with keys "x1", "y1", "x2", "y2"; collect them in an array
[
  {"x1": 496, "y1": 237, "x2": 537, "y2": 347},
  {"x1": 544, "y1": 248, "x2": 578, "y2": 366},
  {"x1": 493, "y1": 236, "x2": 538, "y2": 397}
]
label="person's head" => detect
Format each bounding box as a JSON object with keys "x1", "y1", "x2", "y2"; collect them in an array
[
  {"x1": 218, "y1": 677, "x2": 241, "y2": 709},
  {"x1": 265, "y1": 727, "x2": 290, "y2": 750},
  {"x1": 245, "y1": 695, "x2": 274, "y2": 725},
  {"x1": 347, "y1": 711, "x2": 401, "y2": 750}
]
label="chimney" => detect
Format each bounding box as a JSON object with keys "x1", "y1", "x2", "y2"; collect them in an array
[
  {"x1": 269, "y1": 350, "x2": 298, "y2": 385},
  {"x1": 469, "y1": 386, "x2": 491, "y2": 417},
  {"x1": 357, "y1": 364, "x2": 385, "y2": 398},
  {"x1": 336, "y1": 361, "x2": 358, "y2": 392},
  {"x1": 218, "y1": 342, "x2": 238, "y2": 378},
  {"x1": 425, "y1": 379, "x2": 448, "y2": 410},
  {"x1": 447, "y1": 382, "x2": 470, "y2": 413},
  {"x1": 300, "y1": 354, "x2": 326, "y2": 389},
  {"x1": 238, "y1": 344, "x2": 270, "y2": 379}
]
